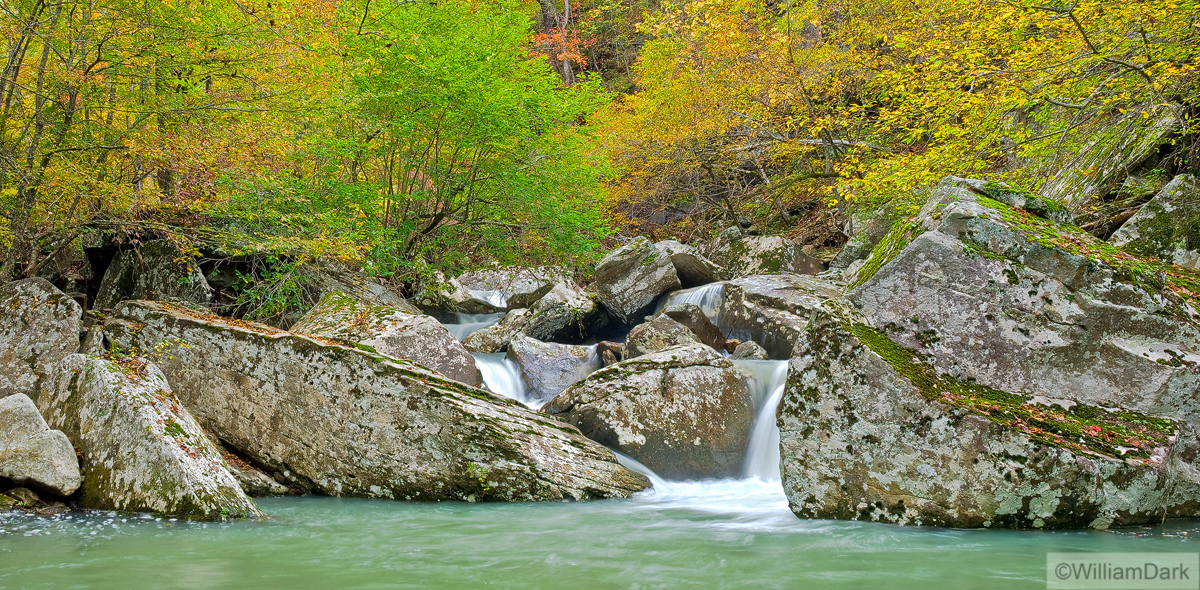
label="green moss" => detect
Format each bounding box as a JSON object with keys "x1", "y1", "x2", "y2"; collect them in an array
[
  {"x1": 848, "y1": 219, "x2": 924, "y2": 290},
  {"x1": 847, "y1": 323, "x2": 1176, "y2": 460}
]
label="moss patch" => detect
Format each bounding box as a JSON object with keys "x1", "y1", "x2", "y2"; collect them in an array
[
  {"x1": 847, "y1": 323, "x2": 1176, "y2": 460},
  {"x1": 847, "y1": 219, "x2": 924, "y2": 290}
]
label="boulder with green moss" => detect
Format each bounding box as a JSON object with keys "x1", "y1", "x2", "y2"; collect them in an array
[
  {"x1": 39, "y1": 354, "x2": 261, "y2": 519},
  {"x1": 456, "y1": 266, "x2": 572, "y2": 309},
  {"x1": 94, "y1": 240, "x2": 213, "y2": 310},
  {"x1": 291, "y1": 291, "x2": 481, "y2": 386},
  {"x1": 462, "y1": 283, "x2": 607, "y2": 353},
  {"x1": 546, "y1": 343, "x2": 753, "y2": 480},
  {"x1": 105, "y1": 301, "x2": 649, "y2": 501},
  {"x1": 779, "y1": 306, "x2": 1190, "y2": 529},
  {"x1": 592, "y1": 237, "x2": 681, "y2": 325},
  {"x1": 0, "y1": 393, "x2": 80, "y2": 497},
  {"x1": 705, "y1": 234, "x2": 823, "y2": 278},
  {"x1": 1110, "y1": 174, "x2": 1200, "y2": 269},
  {"x1": 0, "y1": 278, "x2": 82, "y2": 400}
]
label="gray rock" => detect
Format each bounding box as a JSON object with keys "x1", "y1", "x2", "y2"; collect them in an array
[
  {"x1": 462, "y1": 309, "x2": 530, "y2": 353},
  {"x1": 829, "y1": 208, "x2": 902, "y2": 270},
  {"x1": 714, "y1": 274, "x2": 842, "y2": 359},
  {"x1": 40, "y1": 354, "x2": 262, "y2": 519},
  {"x1": 0, "y1": 278, "x2": 82, "y2": 400},
  {"x1": 547, "y1": 344, "x2": 753, "y2": 480},
  {"x1": 625, "y1": 315, "x2": 702, "y2": 358},
  {"x1": 224, "y1": 459, "x2": 290, "y2": 497},
  {"x1": 654, "y1": 240, "x2": 727, "y2": 287},
  {"x1": 705, "y1": 235, "x2": 823, "y2": 277},
  {"x1": 291, "y1": 291, "x2": 481, "y2": 386},
  {"x1": 105, "y1": 301, "x2": 650, "y2": 501},
  {"x1": 947, "y1": 176, "x2": 1072, "y2": 224},
  {"x1": 592, "y1": 237, "x2": 681, "y2": 325},
  {"x1": 414, "y1": 272, "x2": 503, "y2": 315},
  {"x1": 780, "y1": 307, "x2": 1187, "y2": 529},
  {"x1": 730, "y1": 340, "x2": 769, "y2": 360},
  {"x1": 0, "y1": 394, "x2": 80, "y2": 497},
  {"x1": 1110, "y1": 174, "x2": 1200, "y2": 269},
  {"x1": 456, "y1": 266, "x2": 573, "y2": 309},
  {"x1": 94, "y1": 241, "x2": 213, "y2": 310},
  {"x1": 659, "y1": 303, "x2": 726, "y2": 351},
  {"x1": 461, "y1": 284, "x2": 607, "y2": 353},
  {"x1": 309, "y1": 265, "x2": 421, "y2": 314},
  {"x1": 505, "y1": 334, "x2": 600, "y2": 406}
]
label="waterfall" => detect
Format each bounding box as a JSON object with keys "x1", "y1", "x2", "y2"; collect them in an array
[
  {"x1": 659, "y1": 283, "x2": 724, "y2": 322},
  {"x1": 733, "y1": 359, "x2": 789, "y2": 481},
  {"x1": 444, "y1": 312, "x2": 505, "y2": 341},
  {"x1": 467, "y1": 289, "x2": 508, "y2": 309},
  {"x1": 472, "y1": 353, "x2": 543, "y2": 409}
]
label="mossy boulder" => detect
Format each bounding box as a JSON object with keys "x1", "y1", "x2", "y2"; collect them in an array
[
  {"x1": 505, "y1": 334, "x2": 600, "y2": 406},
  {"x1": 625, "y1": 315, "x2": 702, "y2": 358},
  {"x1": 0, "y1": 393, "x2": 80, "y2": 497},
  {"x1": 1110, "y1": 174, "x2": 1200, "y2": 269},
  {"x1": 705, "y1": 234, "x2": 823, "y2": 278},
  {"x1": 592, "y1": 237, "x2": 681, "y2": 325},
  {"x1": 105, "y1": 301, "x2": 649, "y2": 501},
  {"x1": 654, "y1": 240, "x2": 728, "y2": 288},
  {"x1": 291, "y1": 291, "x2": 481, "y2": 386},
  {"x1": 455, "y1": 266, "x2": 572, "y2": 310},
  {"x1": 94, "y1": 240, "x2": 213, "y2": 310},
  {"x1": 779, "y1": 306, "x2": 1189, "y2": 529},
  {"x1": 547, "y1": 343, "x2": 753, "y2": 480},
  {"x1": 0, "y1": 278, "x2": 82, "y2": 400},
  {"x1": 39, "y1": 354, "x2": 261, "y2": 519}
]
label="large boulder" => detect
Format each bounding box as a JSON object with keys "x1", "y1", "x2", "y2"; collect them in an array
[
  {"x1": 658, "y1": 303, "x2": 726, "y2": 351},
  {"x1": 705, "y1": 234, "x2": 823, "y2": 278},
  {"x1": 105, "y1": 301, "x2": 650, "y2": 501},
  {"x1": 462, "y1": 284, "x2": 608, "y2": 353},
  {"x1": 94, "y1": 240, "x2": 213, "y2": 310},
  {"x1": 592, "y1": 237, "x2": 681, "y2": 325},
  {"x1": 505, "y1": 334, "x2": 600, "y2": 407},
  {"x1": 1110, "y1": 174, "x2": 1200, "y2": 269},
  {"x1": 547, "y1": 344, "x2": 753, "y2": 480},
  {"x1": 308, "y1": 265, "x2": 421, "y2": 314},
  {"x1": 780, "y1": 307, "x2": 1187, "y2": 529},
  {"x1": 39, "y1": 354, "x2": 262, "y2": 519},
  {"x1": 290, "y1": 291, "x2": 481, "y2": 386},
  {"x1": 625, "y1": 315, "x2": 702, "y2": 358},
  {"x1": 654, "y1": 240, "x2": 727, "y2": 288},
  {"x1": 0, "y1": 394, "x2": 80, "y2": 497},
  {"x1": 456, "y1": 266, "x2": 572, "y2": 309},
  {"x1": 714, "y1": 274, "x2": 841, "y2": 359},
  {"x1": 0, "y1": 278, "x2": 82, "y2": 399}
]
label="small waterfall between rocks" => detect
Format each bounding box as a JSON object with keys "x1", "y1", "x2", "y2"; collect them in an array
[
  {"x1": 472, "y1": 353, "x2": 543, "y2": 409},
  {"x1": 467, "y1": 289, "x2": 508, "y2": 309},
  {"x1": 444, "y1": 312, "x2": 505, "y2": 341},
  {"x1": 734, "y1": 359, "x2": 789, "y2": 481},
  {"x1": 658, "y1": 283, "x2": 724, "y2": 321}
]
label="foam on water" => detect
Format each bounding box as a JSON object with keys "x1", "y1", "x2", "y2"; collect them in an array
[{"x1": 467, "y1": 289, "x2": 508, "y2": 309}]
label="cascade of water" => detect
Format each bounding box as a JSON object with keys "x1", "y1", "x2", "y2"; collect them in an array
[
  {"x1": 443, "y1": 312, "x2": 505, "y2": 341},
  {"x1": 472, "y1": 353, "x2": 543, "y2": 409},
  {"x1": 467, "y1": 289, "x2": 508, "y2": 309},
  {"x1": 733, "y1": 359, "x2": 790, "y2": 481},
  {"x1": 659, "y1": 283, "x2": 725, "y2": 322}
]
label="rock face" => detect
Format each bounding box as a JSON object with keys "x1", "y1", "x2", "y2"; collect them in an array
[
  {"x1": 592, "y1": 237, "x2": 681, "y2": 325},
  {"x1": 730, "y1": 340, "x2": 768, "y2": 360},
  {"x1": 715, "y1": 274, "x2": 841, "y2": 359},
  {"x1": 105, "y1": 301, "x2": 650, "y2": 501},
  {"x1": 706, "y1": 235, "x2": 823, "y2": 277},
  {"x1": 547, "y1": 344, "x2": 753, "y2": 480},
  {"x1": 1110, "y1": 174, "x2": 1200, "y2": 269},
  {"x1": 505, "y1": 334, "x2": 600, "y2": 405},
  {"x1": 780, "y1": 308, "x2": 1186, "y2": 529},
  {"x1": 659, "y1": 303, "x2": 726, "y2": 351},
  {"x1": 94, "y1": 240, "x2": 213, "y2": 310},
  {"x1": 40, "y1": 354, "x2": 261, "y2": 519},
  {"x1": 291, "y1": 291, "x2": 481, "y2": 386},
  {"x1": 830, "y1": 208, "x2": 902, "y2": 270},
  {"x1": 654, "y1": 240, "x2": 727, "y2": 287},
  {"x1": 0, "y1": 394, "x2": 80, "y2": 497},
  {"x1": 456, "y1": 266, "x2": 572, "y2": 309},
  {"x1": 462, "y1": 284, "x2": 607, "y2": 353},
  {"x1": 309, "y1": 266, "x2": 421, "y2": 314},
  {"x1": 0, "y1": 278, "x2": 82, "y2": 400},
  {"x1": 625, "y1": 315, "x2": 702, "y2": 358}
]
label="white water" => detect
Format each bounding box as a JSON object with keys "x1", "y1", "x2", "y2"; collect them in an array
[
  {"x1": 473, "y1": 353, "x2": 544, "y2": 409},
  {"x1": 734, "y1": 359, "x2": 790, "y2": 480},
  {"x1": 444, "y1": 312, "x2": 505, "y2": 341},
  {"x1": 659, "y1": 283, "x2": 725, "y2": 322},
  {"x1": 467, "y1": 289, "x2": 508, "y2": 309}
]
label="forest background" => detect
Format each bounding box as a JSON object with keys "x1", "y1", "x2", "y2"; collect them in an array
[{"x1": 0, "y1": 0, "x2": 1196, "y2": 318}]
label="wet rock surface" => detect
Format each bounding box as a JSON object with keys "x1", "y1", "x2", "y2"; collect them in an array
[
  {"x1": 106, "y1": 301, "x2": 649, "y2": 502},
  {"x1": 0, "y1": 393, "x2": 80, "y2": 497},
  {"x1": 0, "y1": 278, "x2": 83, "y2": 400},
  {"x1": 462, "y1": 284, "x2": 607, "y2": 352},
  {"x1": 291, "y1": 291, "x2": 481, "y2": 386},
  {"x1": 715, "y1": 274, "x2": 841, "y2": 359},
  {"x1": 39, "y1": 354, "x2": 261, "y2": 520},
  {"x1": 547, "y1": 344, "x2": 753, "y2": 480}
]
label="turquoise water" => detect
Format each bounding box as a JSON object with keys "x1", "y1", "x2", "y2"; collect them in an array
[{"x1": 2, "y1": 479, "x2": 1197, "y2": 589}]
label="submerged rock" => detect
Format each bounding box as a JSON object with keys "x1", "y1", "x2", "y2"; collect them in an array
[
  {"x1": 1110, "y1": 174, "x2": 1200, "y2": 269},
  {"x1": 0, "y1": 394, "x2": 80, "y2": 497},
  {"x1": 779, "y1": 308, "x2": 1187, "y2": 529},
  {"x1": 0, "y1": 278, "x2": 82, "y2": 400},
  {"x1": 654, "y1": 240, "x2": 727, "y2": 287},
  {"x1": 94, "y1": 240, "x2": 213, "y2": 310},
  {"x1": 547, "y1": 344, "x2": 753, "y2": 480},
  {"x1": 505, "y1": 334, "x2": 600, "y2": 406},
  {"x1": 291, "y1": 291, "x2": 481, "y2": 386},
  {"x1": 592, "y1": 237, "x2": 681, "y2": 325},
  {"x1": 40, "y1": 354, "x2": 261, "y2": 519},
  {"x1": 625, "y1": 315, "x2": 702, "y2": 358},
  {"x1": 106, "y1": 301, "x2": 650, "y2": 501}
]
